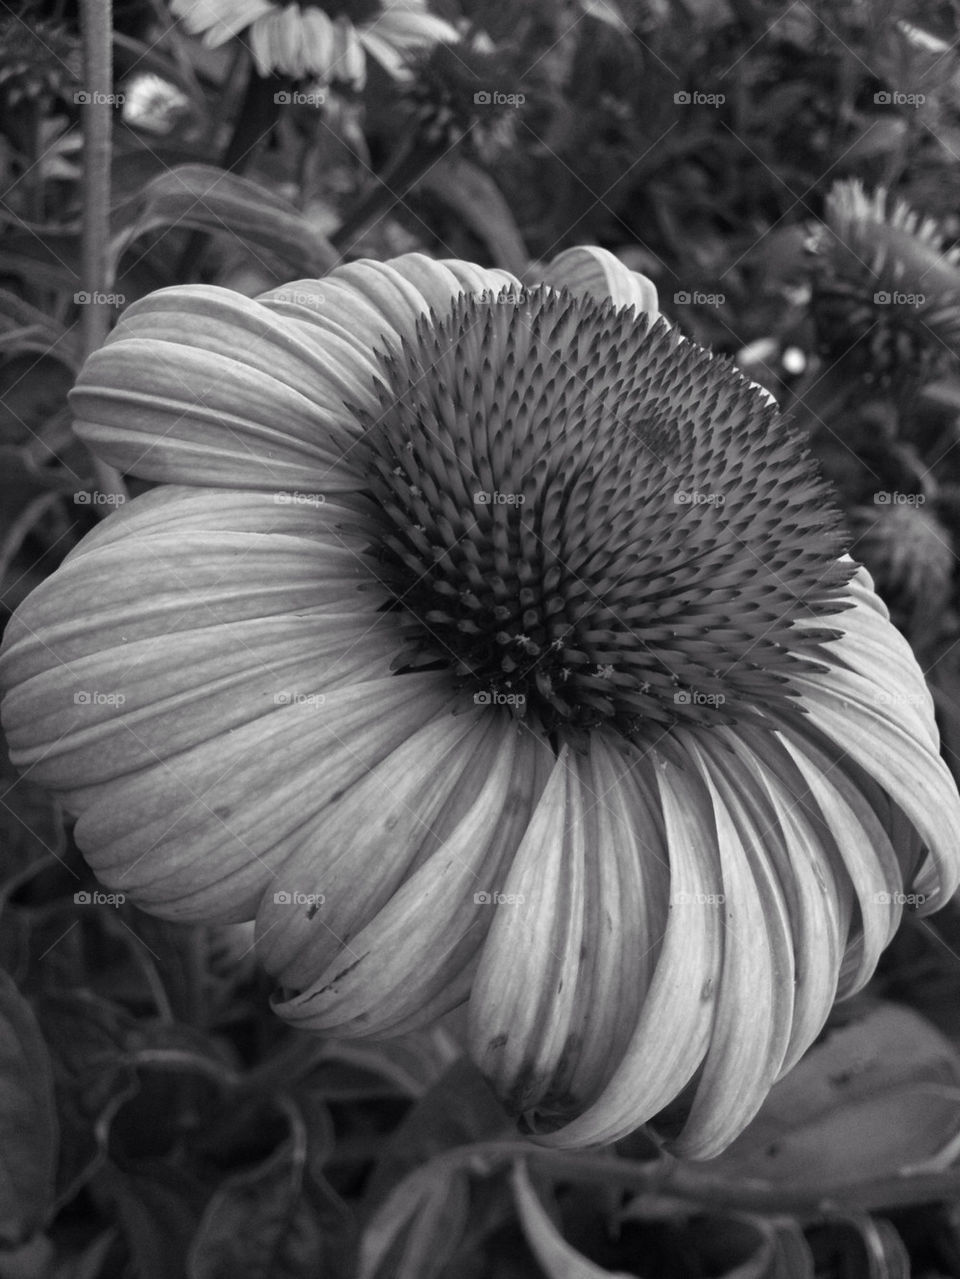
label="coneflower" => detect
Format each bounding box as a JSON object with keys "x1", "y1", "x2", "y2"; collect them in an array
[
  {"x1": 808, "y1": 179, "x2": 960, "y2": 378},
  {"x1": 170, "y1": 0, "x2": 459, "y2": 86},
  {"x1": 2, "y1": 248, "x2": 958, "y2": 1158}
]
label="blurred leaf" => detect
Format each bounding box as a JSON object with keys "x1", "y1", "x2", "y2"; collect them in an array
[
  {"x1": 513, "y1": 1161, "x2": 638, "y2": 1278},
  {"x1": 111, "y1": 165, "x2": 337, "y2": 281},
  {"x1": 95, "y1": 1161, "x2": 203, "y2": 1279},
  {"x1": 419, "y1": 156, "x2": 529, "y2": 274},
  {"x1": 187, "y1": 1102, "x2": 314, "y2": 1279},
  {"x1": 0, "y1": 971, "x2": 58, "y2": 1245},
  {"x1": 707, "y1": 1003, "x2": 960, "y2": 1190},
  {"x1": 358, "y1": 1161, "x2": 471, "y2": 1279},
  {"x1": 808, "y1": 1215, "x2": 910, "y2": 1279},
  {"x1": 34, "y1": 992, "x2": 141, "y2": 1203},
  {"x1": 363, "y1": 1057, "x2": 509, "y2": 1211}
]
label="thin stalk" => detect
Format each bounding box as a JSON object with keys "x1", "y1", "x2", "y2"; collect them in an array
[{"x1": 79, "y1": 0, "x2": 126, "y2": 509}]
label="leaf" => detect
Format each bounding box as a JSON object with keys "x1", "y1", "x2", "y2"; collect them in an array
[
  {"x1": 187, "y1": 1103, "x2": 312, "y2": 1279},
  {"x1": 34, "y1": 992, "x2": 141, "y2": 1203},
  {"x1": 0, "y1": 971, "x2": 58, "y2": 1245},
  {"x1": 363, "y1": 1057, "x2": 509, "y2": 1213},
  {"x1": 111, "y1": 165, "x2": 337, "y2": 281},
  {"x1": 419, "y1": 157, "x2": 528, "y2": 275},
  {"x1": 706, "y1": 1003, "x2": 960, "y2": 1190},
  {"x1": 513, "y1": 1161, "x2": 638, "y2": 1279},
  {"x1": 358, "y1": 1162, "x2": 471, "y2": 1279},
  {"x1": 95, "y1": 1161, "x2": 204, "y2": 1279}
]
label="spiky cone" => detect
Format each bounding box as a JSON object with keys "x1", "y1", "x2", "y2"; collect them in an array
[
  {"x1": 849, "y1": 499, "x2": 954, "y2": 650},
  {"x1": 2, "y1": 247, "x2": 959, "y2": 1159},
  {"x1": 170, "y1": 0, "x2": 459, "y2": 87},
  {"x1": 807, "y1": 179, "x2": 960, "y2": 382}
]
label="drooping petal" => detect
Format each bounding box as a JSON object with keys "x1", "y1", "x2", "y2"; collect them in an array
[
  {"x1": 503, "y1": 748, "x2": 724, "y2": 1149},
  {"x1": 69, "y1": 287, "x2": 376, "y2": 491},
  {"x1": 72, "y1": 675, "x2": 454, "y2": 922},
  {"x1": 267, "y1": 717, "x2": 554, "y2": 1037},
  {"x1": 171, "y1": 0, "x2": 273, "y2": 44},
  {"x1": 669, "y1": 733, "x2": 795, "y2": 1158},
  {"x1": 539, "y1": 246, "x2": 659, "y2": 317}
]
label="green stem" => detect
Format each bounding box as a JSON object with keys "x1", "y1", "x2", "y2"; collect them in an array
[
  {"x1": 331, "y1": 134, "x2": 450, "y2": 255},
  {"x1": 78, "y1": 0, "x2": 126, "y2": 508}
]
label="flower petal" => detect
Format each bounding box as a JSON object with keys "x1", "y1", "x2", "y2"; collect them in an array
[
  {"x1": 171, "y1": 0, "x2": 272, "y2": 44},
  {"x1": 517, "y1": 748, "x2": 723, "y2": 1149},
  {"x1": 267, "y1": 717, "x2": 553, "y2": 1037},
  {"x1": 70, "y1": 285, "x2": 383, "y2": 491},
  {"x1": 539, "y1": 247, "x2": 659, "y2": 317},
  {"x1": 73, "y1": 675, "x2": 454, "y2": 923}
]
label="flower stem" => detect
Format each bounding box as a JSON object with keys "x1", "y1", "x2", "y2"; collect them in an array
[
  {"x1": 331, "y1": 135, "x2": 450, "y2": 255},
  {"x1": 79, "y1": 0, "x2": 126, "y2": 508}
]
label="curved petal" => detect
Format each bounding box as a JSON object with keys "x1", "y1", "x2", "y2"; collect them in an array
[
  {"x1": 670, "y1": 733, "x2": 795, "y2": 1158},
  {"x1": 539, "y1": 246, "x2": 659, "y2": 318},
  {"x1": 268, "y1": 717, "x2": 554, "y2": 1037},
  {"x1": 258, "y1": 255, "x2": 520, "y2": 365},
  {"x1": 70, "y1": 286, "x2": 375, "y2": 491},
  {"x1": 171, "y1": 0, "x2": 272, "y2": 43},
  {"x1": 73, "y1": 675, "x2": 454, "y2": 923},
  {"x1": 527, "y1": 747, "x2": 724, "y2": 1149}
]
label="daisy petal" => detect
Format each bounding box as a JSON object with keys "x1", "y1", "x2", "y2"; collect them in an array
[
  {"x1": 539, "y1": 246, "x2": 659, "y2": 317},
  {"x1": 268, "y1": 718, "x2": 553, "y2": 1037},
  {"x1": 530, "y1": 749, "x2": 723, "y2": 1149},
  {"x1": 69, "y1": 286, "x2": 373, "y2": 491}
]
